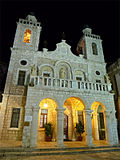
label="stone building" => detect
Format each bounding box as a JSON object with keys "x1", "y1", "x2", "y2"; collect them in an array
[
  {"x1": 0, "y1": 14, "x2": 119, "y2": 148},
  {"x1": 107, "y1": 58, "x2": 120, "y2": 139}
]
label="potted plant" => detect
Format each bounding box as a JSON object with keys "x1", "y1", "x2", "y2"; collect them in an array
[
  {"x1": 75, "y1": 121, "x2": 85, "y2": 141},
  {"x1": 45, "y1": 122, "x2": 52, "y2": 141}
]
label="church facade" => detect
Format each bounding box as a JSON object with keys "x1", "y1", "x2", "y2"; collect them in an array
[{"x1": 0, "y1": 14, "x2": 119, "y2": 148}]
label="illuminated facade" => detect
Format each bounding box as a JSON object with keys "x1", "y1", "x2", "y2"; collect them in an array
[{"x1": 0, "y1": 14, "x2": 119, "y2": 147}]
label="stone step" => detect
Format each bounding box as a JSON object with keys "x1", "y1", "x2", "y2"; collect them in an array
[
  {"x1": 0, "y1": 144, "x2": 120, "y2": 152},
  {"x1": 0, "y1": 145, "x2": 120, "y2": 157}
]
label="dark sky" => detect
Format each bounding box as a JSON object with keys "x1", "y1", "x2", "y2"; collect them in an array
[{"x1": 0, "y1": 0, "x2": 120, "y2": 66}]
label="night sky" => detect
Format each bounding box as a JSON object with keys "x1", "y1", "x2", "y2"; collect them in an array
[{"x1": 0, "y1": 0, "x2": 120, "y2": 67}]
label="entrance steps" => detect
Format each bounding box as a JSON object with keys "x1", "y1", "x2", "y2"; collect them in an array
[{"x1": 0, "y1": 145, "x2": 120, "y2": 157}]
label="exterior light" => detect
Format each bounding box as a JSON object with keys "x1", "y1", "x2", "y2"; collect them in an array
[{"x1": 44, "y1": 103, "x2": 48, "y2": 108}]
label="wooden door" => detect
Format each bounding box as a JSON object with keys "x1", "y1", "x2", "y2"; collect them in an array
[
  {"x1": 64, "y1": 114, "x2": 68, "y2": 140},
  {"x1": 98, "y1": 113, "x2": 105, "y2": 140}
]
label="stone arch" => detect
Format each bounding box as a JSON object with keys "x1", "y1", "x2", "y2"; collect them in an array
[
  {"x1": 63, "y1": 97, "x2": 85, "y2": 141},
  {"x1": 74, "y1": 69, "x2": 86, "y2": 81},
  {"x1": 38, "y1": 64, "x2": 54, "y2": 77},
  {"x1": 37, "y1": 98, "x2": 57, "y2": 142},
  {"x1": 91, "y1": 101, "x2": 106, "y2": 142},
  {"x1": 55, "y1": 61, "x2": 73, "y2": 79}
]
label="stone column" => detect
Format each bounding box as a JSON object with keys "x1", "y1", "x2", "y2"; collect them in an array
[
  {"x1": 84, "y1": 110, "x2": 93, "y2": 146},
  {"x1": 105, "y1": 110, "x2": 118, "y2": 145},
  {"x1": 30, "y1": 105, "x2": 39, "y2": 147},
  {"x1": 56, "y1": 108, "x2": 65, "y2": 147},
  {"x1": 22, "y1": 106, "x2": 32, "y2": 148}
]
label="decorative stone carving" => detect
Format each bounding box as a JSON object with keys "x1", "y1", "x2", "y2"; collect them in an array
[
  {"x1": 59, "y1": 68, "x2": 67, "y2": 79},
  {"x1": 31, "y1": 64, "x2": 37, "y2": 76},
  {"x1": 105, "y1": 73, "x2": 111, "y2": 84}
]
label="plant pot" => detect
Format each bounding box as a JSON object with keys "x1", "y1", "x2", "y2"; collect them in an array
[
  {"x1": 45, "y1": 136, "x2": 51, "y2": 142},
  {"x1": 77, "y1": 136, "x2": 82, "y2": 141}
]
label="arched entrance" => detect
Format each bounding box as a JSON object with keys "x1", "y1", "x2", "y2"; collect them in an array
[
  {"x1": 91, "y1": 102, "x2": 106, "y2": 142},
  {"x1": 37, "y1": 98, "x2": 57, "y2": 142},
  {"x1": 64, "y1": 97, "x2": 85, "y2": 141}
]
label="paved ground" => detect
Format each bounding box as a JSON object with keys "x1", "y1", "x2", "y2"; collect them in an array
[{"x1": 1, "y1": 152, "x2": 120, "y2": 160}]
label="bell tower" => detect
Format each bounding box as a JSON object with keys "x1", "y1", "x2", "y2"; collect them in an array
[
  {"x1": 76, "y1": 25, "x2": 105, "y2": 63},
  {"x1": 76, "y1": 26, "x2": 107, "y2": 83},
  {"x1": 82, "y1": 26, "x2": 105, "y2": 63},
  {"x1": 13, "y1": 13, "x2": 41, "y2": 51},
  {"x1": 4, "y1": 14, "x2": 42, "y2": 94}
]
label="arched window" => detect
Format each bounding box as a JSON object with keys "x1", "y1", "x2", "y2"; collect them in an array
[
  {"x1": 92, "y1": 43, "x2": 98, "y2": 55},
  {"x1": 23, "y1": 29, "x2": 31, "y2": 43}
]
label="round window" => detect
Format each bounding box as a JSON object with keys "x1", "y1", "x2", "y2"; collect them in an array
[
  {"x1": 20, "y1": 60, "x2": 27, "y2": 66},
  {"x1": 96, "y1": 71, "x2": 100, "y2": 75}
]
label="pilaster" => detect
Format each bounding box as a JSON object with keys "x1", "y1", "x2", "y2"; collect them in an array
[{"x1": 105, "y1": 110, "x2": 119, "y2": 145}]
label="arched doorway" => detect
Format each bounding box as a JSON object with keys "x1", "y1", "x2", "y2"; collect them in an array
[
  {"x1": 38, "y1": 98, "x2": 57, "y2": 142},
  {"x1": 64, "y1": 97, "x2": 85, "y2": 141},
  {"x1": 91, "y1": 102, "x2": 106, "y2": 142}
]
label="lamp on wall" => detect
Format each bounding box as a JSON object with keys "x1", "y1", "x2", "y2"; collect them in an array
[{"x1": 44, "y1": 103, "x2": 48, "y2": 108}]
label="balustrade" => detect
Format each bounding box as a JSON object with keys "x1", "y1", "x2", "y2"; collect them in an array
[{"x1": 30, "y1": 76, "x2": 109, "y2": 93}]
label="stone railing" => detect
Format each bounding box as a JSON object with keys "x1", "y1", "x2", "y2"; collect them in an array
[{"x1": 30, "y1": 76, "x2": 111, "y2": 93}]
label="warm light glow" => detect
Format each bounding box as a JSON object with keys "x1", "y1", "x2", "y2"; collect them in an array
[
  {"x1": 44, "y1": 103, "x2": 48, "y2": 108},
  {"x1": 23, "y1": 29, "x2": 31, "y2": 43},
  {"x1": 91, "y1": 101, "x2": 105, "y2": 113},
  {"x1": 39, "y1": 98, "x2": 57, "y2": 110},
  {"x1": 64, "y1": 97, "x2": 84, "y2": 111}
]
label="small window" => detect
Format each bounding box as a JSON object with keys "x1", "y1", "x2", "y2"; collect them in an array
[
  {"x1": 10, "y1": 108, "x2": 20, "y2": 128},
  {"x1": 43, "y1": 73, "x2": 50, "y2": 77},
  {"x1": 23, "y1": 29, "x2": 31, "y2": 43},
  {"x1": 17, "y1": 70, "x2": 26, "y2": 86},
  {"x1": 96, "y1": 71, "x2": 100, "y2": 75},
  {"x1": 20, "y1": 60, "x2": 27, "y2": 66},
  {"x1": 92, "y1": 43, "x2": 98, "y2": 55},
  {"x1": 76, "y1": 77, "x2": 82, "y2": 81},
  {"x1": 96, "y1": 80, "x2": 101, "y2": 83},
  {"x1": 40, "y1": 109, "x2": 48, "y2": 128}
]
